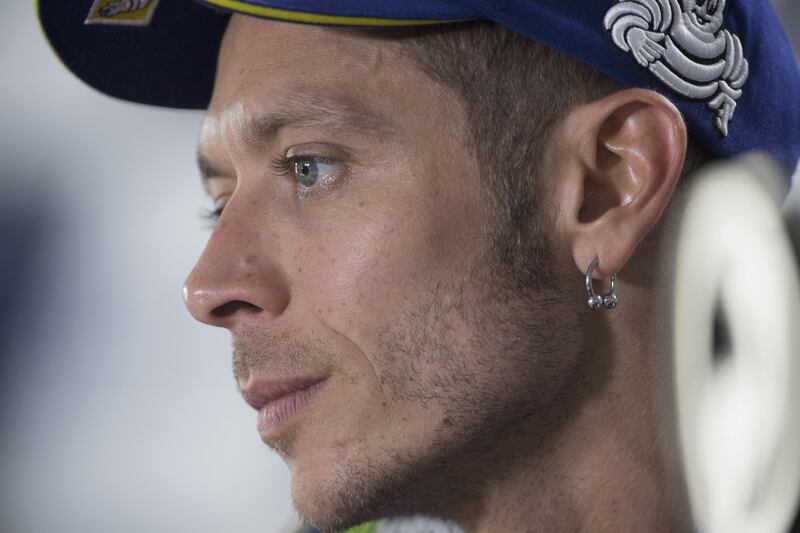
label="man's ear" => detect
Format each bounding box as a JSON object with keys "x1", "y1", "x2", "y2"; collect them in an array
[{"x1": 549, "y1": 89, "x2": 687, "y2": 279}]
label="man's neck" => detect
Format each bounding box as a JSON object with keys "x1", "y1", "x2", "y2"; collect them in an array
[{"x1": 457, "y1": 282, "x2": 692, "y2": 533}]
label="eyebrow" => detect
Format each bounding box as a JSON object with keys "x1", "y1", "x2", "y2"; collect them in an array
[{"x1": 198, "y1": 92, "x2": 394, "y2": 183}]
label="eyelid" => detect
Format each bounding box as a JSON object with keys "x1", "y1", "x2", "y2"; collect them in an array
[
  {"x1": 285, "y1": 142, "x2": 352, "y2": 160},
  {"x1": 214, "y1": 194, "x2": 231, "y2": 209},
  {"x1": 205, "y1": 176, "x2": 235, "y2": 206}
]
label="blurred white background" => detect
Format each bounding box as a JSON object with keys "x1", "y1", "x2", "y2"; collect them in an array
[
  {"x1": 0, "y1": 2, "x2": 295, "y2": 533},
  {"x1": 0, "y1": 1, "x2": 797, "y2": 533}
]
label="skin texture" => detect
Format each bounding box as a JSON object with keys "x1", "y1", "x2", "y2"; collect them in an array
[{"x1": 184, "y1": 15, "x2": 692, "y2": 533}]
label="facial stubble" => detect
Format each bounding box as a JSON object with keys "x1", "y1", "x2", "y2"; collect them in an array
[{"x1": 232, "y1": 251, "x2": 586, "y2": 532}]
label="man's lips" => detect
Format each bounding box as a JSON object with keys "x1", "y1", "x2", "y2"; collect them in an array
[
  {"x1": 240, "y1": 376, "x2": 327, "y2": 409},
  {"x1": 240, "y1": 376, "x2": 328, "y2": 442}
]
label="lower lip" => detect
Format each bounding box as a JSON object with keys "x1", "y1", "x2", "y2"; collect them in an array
[{"x1": 256, "y1": 380, "x2": 326, "y2": 442}]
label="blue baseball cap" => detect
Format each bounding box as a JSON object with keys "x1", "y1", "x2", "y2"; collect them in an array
[{"x1": 37, "y1": 0, "x2": 800, "y2": 186}]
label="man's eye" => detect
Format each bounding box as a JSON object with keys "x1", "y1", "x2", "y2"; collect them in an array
[
  {"x1": 294, "y1": 158, "x2": 337, "y2": 187},
  {"x1": 200, "y1": 197, "x2": 229, "y2": 227},
  {"x1": 272, "y1": 155, "x2": 342, "y2": 190}
]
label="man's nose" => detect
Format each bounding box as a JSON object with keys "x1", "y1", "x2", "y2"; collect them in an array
[{"x1": 183, "y1": 207, "x2": 291, "y2": 330}]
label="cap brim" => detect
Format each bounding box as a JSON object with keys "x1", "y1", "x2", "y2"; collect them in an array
[
  {"x1": 36, "y1": 0, "x2": 478, "y2": 109},
  {"x1": 37, "y1": 0, "x2": 230, "y2": 109}
]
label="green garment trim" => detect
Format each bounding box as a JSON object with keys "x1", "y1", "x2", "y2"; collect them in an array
[{"x1": 343, "y1": 522, "x2": 380, "y2": 533}]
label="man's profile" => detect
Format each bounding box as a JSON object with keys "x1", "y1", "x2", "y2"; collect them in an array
[{"x1": 36, "y1": 1, "x2": 800, "y2": 532}]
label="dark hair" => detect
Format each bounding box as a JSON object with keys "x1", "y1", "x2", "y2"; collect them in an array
[{"x1": 351, "y1": 21, "x2": 709, "y2": 287}]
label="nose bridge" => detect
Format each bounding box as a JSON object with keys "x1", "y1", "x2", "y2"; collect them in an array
[{"x1": 183, "y1": 199, "x2": 291, "y2": 329}]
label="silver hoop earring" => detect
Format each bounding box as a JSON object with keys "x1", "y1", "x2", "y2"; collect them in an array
[{"x1": 585, "y1": 257, "x2": 617, "y2": 309}]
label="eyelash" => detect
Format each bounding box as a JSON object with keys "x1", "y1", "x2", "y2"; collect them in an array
[
  {"x1": 200, "y1": 154, "x2": 341, "y2": 226},
  {"x1": 270, "y1": 154, "x2": 295, "y2": 178},
  {"x1": 200, "y1": 205, "x2": 225, "y2": 227}
]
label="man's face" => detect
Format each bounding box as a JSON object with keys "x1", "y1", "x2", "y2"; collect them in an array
[{"x1": 185, "y1": 15, "x2": 582, "y2": 530}]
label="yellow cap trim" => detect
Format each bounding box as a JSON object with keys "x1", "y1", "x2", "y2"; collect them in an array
[
  {"x1": 201, "y1": 0, "x2": 459, "y2": 26},
  {"x1": 34, "y1": 0, "x2": 71, "y2": 73}
]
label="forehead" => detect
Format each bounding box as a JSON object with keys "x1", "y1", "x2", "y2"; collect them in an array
[
  {"x1": 218, "y1": 18, "x2": 376, "y2": 90},
  {"x1": 203, "y1": 16, "x2": 421, "y2": 140}
]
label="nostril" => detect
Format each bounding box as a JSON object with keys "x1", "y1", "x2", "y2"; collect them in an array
[
  {"x1": 212, "y1": 300, "x2": 263, "y2": 319},
  {"x1": 183, "y1": 253, "x2": 292, "y2": 326}
]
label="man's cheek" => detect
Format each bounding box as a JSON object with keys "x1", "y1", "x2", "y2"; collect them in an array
[{"x1": 308, "y1": 223, "x2": 432, "y2": 322}]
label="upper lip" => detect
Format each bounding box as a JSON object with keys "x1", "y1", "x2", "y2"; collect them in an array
[{"x1": 239, "y1": 375, "x2": 327, "y2": 410}]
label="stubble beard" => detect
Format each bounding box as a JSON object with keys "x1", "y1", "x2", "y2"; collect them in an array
[
  {"x1": 229, "y1": 185, "x2": 586, "y2": 531},
  {"x1": 286, "y1": 247, "x2": 586, "y2": 532}
]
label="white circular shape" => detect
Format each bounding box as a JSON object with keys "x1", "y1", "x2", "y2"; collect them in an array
[{"x1": 673, "y1": 155, "x2": 800, "y2": 533}]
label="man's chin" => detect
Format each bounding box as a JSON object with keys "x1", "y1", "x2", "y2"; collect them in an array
[
  {"x1": 289, "y1": 459, "x2": 385, "y2": 533},
  {"x1": 287, "y1": 434, "x2": 464, "y2": 533}
]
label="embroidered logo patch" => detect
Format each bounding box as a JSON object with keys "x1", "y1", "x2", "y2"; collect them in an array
[
  {"x1": 85, "y1": 0, "x2": 160, "y2": 26},
  {"x1": 604, "y1": 0, "x2": 749, "y2": 136}
]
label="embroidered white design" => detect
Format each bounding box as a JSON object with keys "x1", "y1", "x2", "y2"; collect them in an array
[{"x1": 604, "y1": 0, "x2": 749, "y2": 136}]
